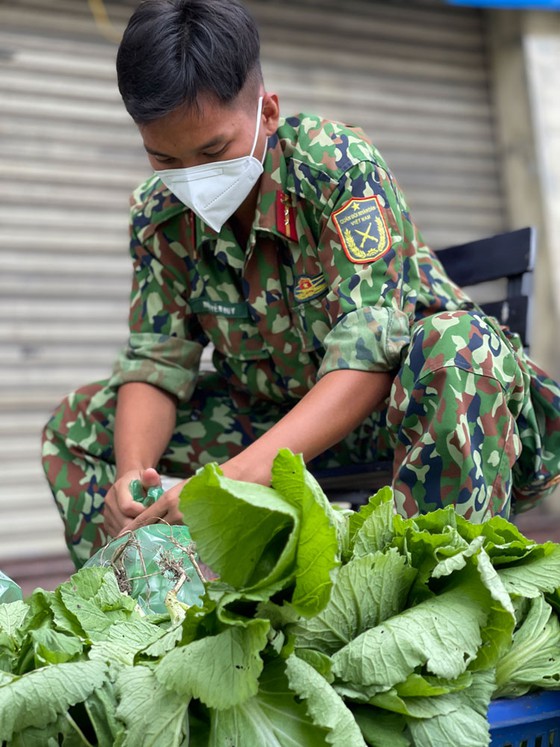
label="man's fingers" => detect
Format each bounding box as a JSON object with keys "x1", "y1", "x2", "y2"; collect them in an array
[
  {"x1": 118, "y1": 500, "x2": 168, "y2": 535},
  {"x1": 122, "y1": 501, "x2": 145, "y2": 518},
  {"x1": 140, "y1": 467, "x2": 161, "y2": 488}
]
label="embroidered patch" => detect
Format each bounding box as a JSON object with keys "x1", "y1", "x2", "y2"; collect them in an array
[
  {"x1": 332, "y1": 196, "x2": 392, "y2": 264},
  {"x1": 294, "y1": 273, "x2": 328, "y2": 303},
  {"x1": 276, "y1": 191, "x2": 297, "y2": 240},
  {"x1": 190, "y1": 298, "x2": 249, "y2": 318}
]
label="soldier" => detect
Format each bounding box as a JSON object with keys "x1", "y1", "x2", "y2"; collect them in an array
[{"x1": 42, "y1": 0, "x2": 560, "y2": 569}]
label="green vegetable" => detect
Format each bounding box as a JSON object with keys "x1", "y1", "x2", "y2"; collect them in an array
[
  {"x1": 494, "y1": 595, "x2": 560, "y2": 697},
  {"x1": 1, "y1": 449, "x2": 560, "y2": 746},
  {"x1": 0, "y1": 571, "x2": 22, "y2": 605}
]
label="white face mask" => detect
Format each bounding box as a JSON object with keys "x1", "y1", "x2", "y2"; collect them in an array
[{"x1": 156, "y1": 97, "x2": 266, "y2": 233}]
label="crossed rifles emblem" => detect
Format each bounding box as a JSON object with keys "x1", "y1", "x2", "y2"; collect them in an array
[
  {"x1": 351, "y1": 201, "x2": 378, "y2": 249},
  {"x1": 355, "y1": 222, "x2": 378, "y2": 248}
]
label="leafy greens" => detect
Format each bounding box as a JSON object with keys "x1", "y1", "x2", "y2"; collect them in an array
[{"x1": 1, "y1": 449, "x2": 560, "y2": 746}]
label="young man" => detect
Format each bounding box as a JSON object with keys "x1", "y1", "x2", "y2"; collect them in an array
[{"x1": 42, "y1": 0, "x2": 560, "y2": 569}]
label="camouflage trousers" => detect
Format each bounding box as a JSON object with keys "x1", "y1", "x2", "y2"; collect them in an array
[{"x1": 42, "y1": 310, "x2": 560, "y2": 568}]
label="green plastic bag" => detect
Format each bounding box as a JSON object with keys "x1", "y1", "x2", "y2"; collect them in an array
[
  {"x1": 128, "y1": 479, "x2": 165, "y2": 508},
  {"x1": 85, "y1": 524, "x2": 205, "y2": 615},
  {"x1": 85, "y1": 480, "x2": 205, "y2": 614},
  {"x1": 0, "y1": 570, "x2": 23, "y2": 603}
]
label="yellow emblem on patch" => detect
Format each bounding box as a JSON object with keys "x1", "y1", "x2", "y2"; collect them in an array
[
  {"x1": 294, "y1": 273, "x2": 327, "y2": 302},
  {"x1": 332, "y1": 196, "x2": 392, "y2": 264}
]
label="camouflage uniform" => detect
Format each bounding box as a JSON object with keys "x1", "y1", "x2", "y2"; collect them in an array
[{"x1": 42, "y1": 114, "x2": 560, "y2": 568}]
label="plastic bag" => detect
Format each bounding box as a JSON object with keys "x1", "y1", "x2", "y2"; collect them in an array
[
  {"x1": 0, "y1": 570, "x2": 23, "y2": 603},
  {"x1": 85, "y1": 525, "x2": 205, "y2": 615},
  {"x1": 128, "y1": 479, "x2": 165, "y2": 507},
  {"x1": 85, "y1": 524, "x2": 205, "y2": 615},
  {"x1": 86, "y1": 478, "x2": 206, "y2": 615}
]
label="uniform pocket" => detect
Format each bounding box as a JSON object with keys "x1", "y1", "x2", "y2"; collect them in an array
[
  {"x1": 292, "y1": 293, "x2": 330, "y2": 353},
  {"x1": 194, "y1": 305, "x2": 271, "y2": 361}
]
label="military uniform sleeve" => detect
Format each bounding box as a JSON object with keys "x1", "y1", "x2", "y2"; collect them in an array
[
  {"x1": 109, "y1": 196, "x2": 206, "y2": 402},
  {"x1": 316, "y1": 161, "x2": 420, "y2": 378}
]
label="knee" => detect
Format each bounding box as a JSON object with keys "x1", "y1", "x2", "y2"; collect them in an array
[
  {"x1": 42, "y1": 395, "x2": 69, "y2": 448},
  {"x1": 406, "y1": 310, "x2": 522, "y2": 390},
  {"x1": 42, "y1": 380, "x2": 114, "y2": 448}
]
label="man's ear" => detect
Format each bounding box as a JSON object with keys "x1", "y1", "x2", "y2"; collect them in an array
[{"x1": 262, "y1": 92, "x2": 280, "y2": 136}]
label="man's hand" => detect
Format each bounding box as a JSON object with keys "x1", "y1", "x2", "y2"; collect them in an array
[
  {"x1": 118, "y1": 477, "x2": 188, "y2": 535},
  {"x1": 103, "y1": 467, "x2": 162, "y2": 537}
]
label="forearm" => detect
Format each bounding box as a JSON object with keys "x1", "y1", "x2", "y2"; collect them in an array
[
  {"x1": 119, "y1": 369, "x2": 393, "y2": 535},
  {"x1": 114, "y1": 382, "x2": 177, "y2": 477},
  {"x1": 222, "y1": 369, "x2": 393, "y2": 484}
]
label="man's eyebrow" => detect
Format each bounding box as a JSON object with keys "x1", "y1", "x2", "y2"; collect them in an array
[
  {"x1": 144, "y1": 145, "x2": 173, "y2": 158},
  {"x1": 198, "y1": 136, "x2": 225, "y2": 151},
  {"x1": 144, "y1": 136, "x2": 226, "y2": 159}
]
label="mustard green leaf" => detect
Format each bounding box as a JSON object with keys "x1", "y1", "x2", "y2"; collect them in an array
[
  {"x1": 179, "y1": 463, "x2": 299, "y2": 592},
  {"x1": 294, "y1": 648, "x2": 334, "y2": 682},
  {"x1": 0, "y1": 671, "x2": 15, "y2": 686},
  {"x1": 294, "y1": 549, "x2": 415, "y2": 655},
  {"x1": 0, "y1": 600, "x2": 29, "y2": 641},
  {"x1": 407, "y1": 705, "x2": 490, "y2": 747},
  {"x1": 85, "y1": 680, "x2": 124, "y2": 747},
  {"x1": 405, "y1": 669, "x2": 495, "y2": 747},
  {"x1": 57, "y1": 568, "x2": 137, "y2": 641},
  {"x1": 8, "y1": 716, "x2": 73, "y2": 747},
  {"x1": 116, "y1": 665, "x2": 188, "y2": 747},
  {"x1": 155, "y1": 618, "x2": 269, "y2": 708},
  {"x1": 351, "y1": 487, "x2": 395, "y2": 558},
  {"x1": 209, "y1": 658, "x2": 330, "y2": 746},
  {"x1": 285, "y1": 654, "x2": 367, "y2": 746},
  {"x1": 431, "y1": 536, "x2": 485, "y2": 579},
  {"x1": 477, "y1": 515, "x2": 539, "y2": 565},
  {"x1": 140, "y1": 621, "x2": 185, "y2": 658},
  {"x1": 271, "y1": 449, "x2": 340, "y2": 616},
  {"x1": 395, "y1": 671, "x2": 473, "y2": 698},
  {"x1": 391, "y1": 515, "x2": 470, "y2": 600},
  {"x1": 88, "y1": 619, "x2": 167, "y2": 679},
  {"x1": 332, "y1": 582, "x2": 489, "y2": 694},
  {"x1": 497, "y1": 544, "x2": 560, "y2": 597},
  {"x1": 352, "y1": 706, "x2": 411, "y2": 747},
  {"x1": 370, "y1": 689, "x2": 459, "y2": 719},
  {"x1": 494, "y1": 595, "x2": 560, "y2": 697},
  {"x1": 30, "y1": 627, "x2": 83, "y2": 666},
  {"x1": 0, "y1": 660, "x2": 107, "y2": 742}
]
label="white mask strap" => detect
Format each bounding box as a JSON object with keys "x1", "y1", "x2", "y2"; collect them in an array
[{"x1": 250, "y1": 97, "x2": 264, "y2": 159}]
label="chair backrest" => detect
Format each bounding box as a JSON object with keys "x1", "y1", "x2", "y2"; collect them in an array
[{"x1": 435, "y1": 226, "x2": 536, "y2": 347}]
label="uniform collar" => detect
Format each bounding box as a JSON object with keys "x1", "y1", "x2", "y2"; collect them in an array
[
  {"x1": 253, "y1": 132, "x2": 297, "y2": 241},
  {"x1": 193, "y1": 131, "x2": 297, "y2": 256}
]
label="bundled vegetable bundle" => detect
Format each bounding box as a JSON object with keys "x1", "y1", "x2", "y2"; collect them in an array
[
  {"x1": 84, "y1": 524, "x2": 205, "y2": 615},
  {"x1": 1, "y1": 449, "x2": 560, "y2": 746},
  {"x1": 0, "y1": 571, "x2": 22, "y2": 605}
]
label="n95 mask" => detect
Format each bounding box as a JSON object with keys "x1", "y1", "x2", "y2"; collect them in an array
[{"x1": 156, "y1": 97, "x2": 266, "y2": 233}]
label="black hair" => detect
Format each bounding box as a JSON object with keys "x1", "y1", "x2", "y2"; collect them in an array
[{"x1": 116, "y1": 0, "x2": 262, "y2": 124}]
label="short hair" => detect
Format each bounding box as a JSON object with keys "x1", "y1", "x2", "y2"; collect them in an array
[{"x1": 116, "y1": 0, "x2": 262, "y2": 124}]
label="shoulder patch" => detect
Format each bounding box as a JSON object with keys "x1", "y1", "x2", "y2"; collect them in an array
[{"x1": 332, "y1": 196, "x2": 392, "y2": 264}]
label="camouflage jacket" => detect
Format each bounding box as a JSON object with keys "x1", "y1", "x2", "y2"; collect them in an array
[{"x1": 110, "y1": 113, "x2": 472, "y2": 404}]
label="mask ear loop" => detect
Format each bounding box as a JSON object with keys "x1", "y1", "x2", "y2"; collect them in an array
[{"x1": 250, "y1": 97, "x2": 266, "y2": 161}]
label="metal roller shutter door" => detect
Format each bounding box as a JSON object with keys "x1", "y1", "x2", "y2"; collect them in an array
[{"x1": 0, "y1": 0, "x2": 505, "y2": 562}]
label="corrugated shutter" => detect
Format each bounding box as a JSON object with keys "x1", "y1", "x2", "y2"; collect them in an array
[{"x1": 0, "y1": 0, "x2": 505, "y2": 563}]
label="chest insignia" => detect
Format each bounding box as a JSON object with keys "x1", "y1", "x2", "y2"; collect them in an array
[
  {"x1": 190, "y1": 298, "x2": 249, "y2": 318},
  {"x1": 332, "y1": 196, "x2": 392, "y2": 264},
  {"x1": 294, "y1": 273, "x2": 327, "y2": 302},
  {"x1": 275, "y1": 192, "x2": 297, "y2": 240}
]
